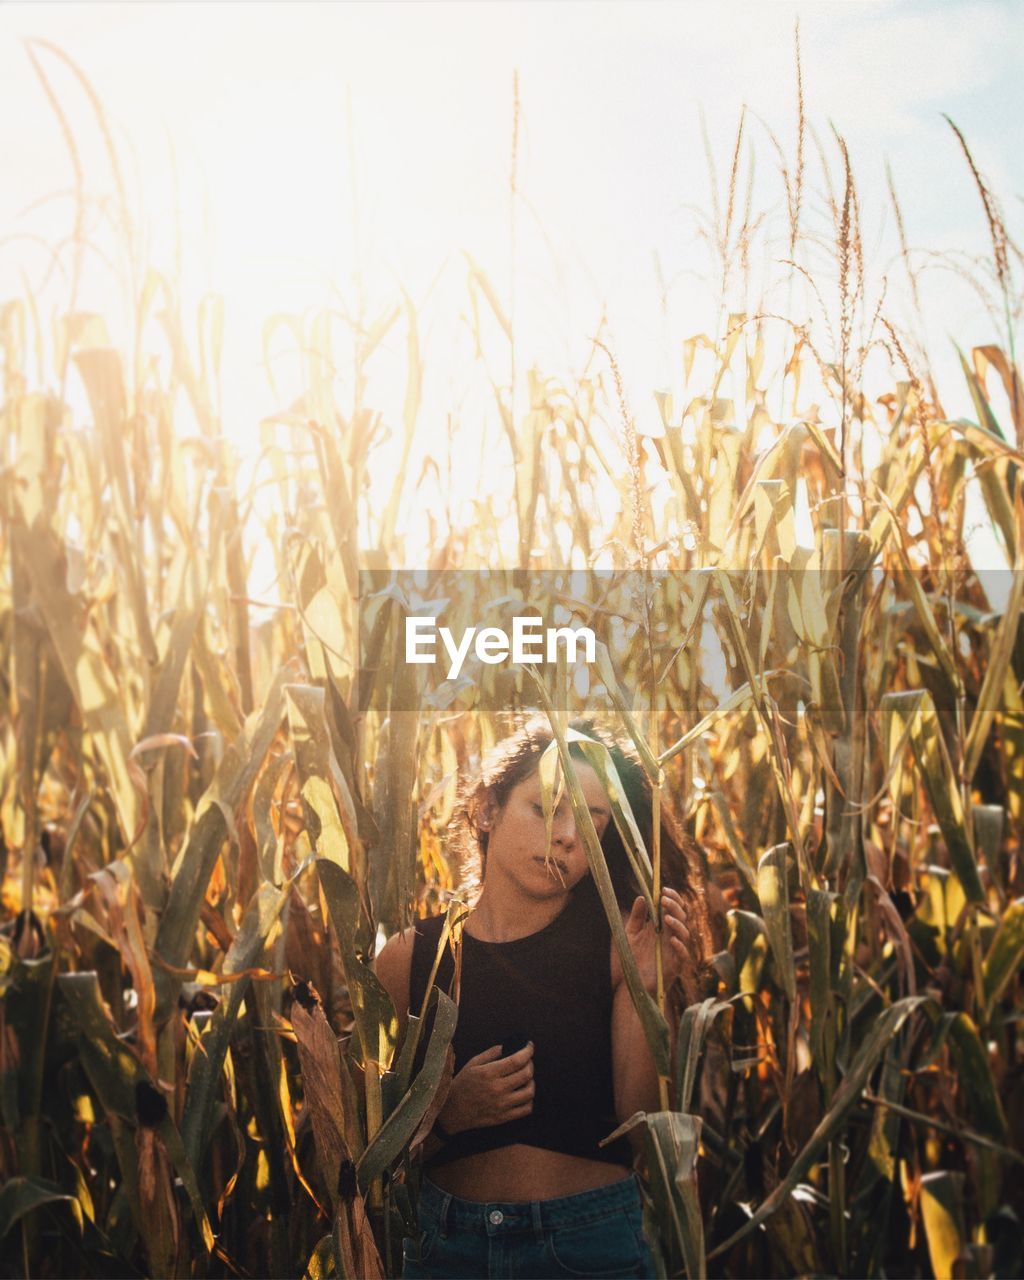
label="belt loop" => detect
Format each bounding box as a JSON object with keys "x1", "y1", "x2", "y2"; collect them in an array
[
  {"x1": 438, "y1": 1191, "x2": 453, "y2": 1239},
  {"x1": 531, "y1": 1199, "x2": 544, "y2": 1241}
]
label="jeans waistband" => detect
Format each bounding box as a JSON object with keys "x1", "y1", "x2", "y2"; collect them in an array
[{"x1": 419, "y1": 1174, "x2": 642, "y2": 1238}]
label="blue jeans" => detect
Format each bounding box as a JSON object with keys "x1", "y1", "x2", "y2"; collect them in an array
[{"x1": 401, "y1": 1173, "x2": 656, "y2": 1279}]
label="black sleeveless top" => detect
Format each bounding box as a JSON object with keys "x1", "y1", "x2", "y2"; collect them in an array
[{"x1": 408, "y1": 877, "x2": 633, "y2": 1169}]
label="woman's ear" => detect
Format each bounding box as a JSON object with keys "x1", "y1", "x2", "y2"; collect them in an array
[{"x1": 476, "y1": 794, "x2": 495, "y2": 832}]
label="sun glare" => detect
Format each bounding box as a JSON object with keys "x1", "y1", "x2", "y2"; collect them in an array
[{"x1": 0, "y1": 1, "x2": 1020, "y2": 572}]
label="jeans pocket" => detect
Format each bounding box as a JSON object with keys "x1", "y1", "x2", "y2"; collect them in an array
[
  {"x1": 546, "y1": 1211, "x2": 647, "y2": 1278},
  {"x1": 402, "y1": 1221, "x2": 440, "y2": 1269}
]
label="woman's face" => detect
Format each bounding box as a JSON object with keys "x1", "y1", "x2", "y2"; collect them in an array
[{"x1": 480, "y1": 761, "x2": 612, "y2": 899}]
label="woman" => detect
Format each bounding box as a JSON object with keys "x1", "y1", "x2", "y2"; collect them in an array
[{"x1": 374, "y1": 715, "x2": 712, "y2": 1279}]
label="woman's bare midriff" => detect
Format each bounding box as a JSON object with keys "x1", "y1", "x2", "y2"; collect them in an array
[{"x1": 427, "y1": 1145, "x2": 632, "y2": 1201}]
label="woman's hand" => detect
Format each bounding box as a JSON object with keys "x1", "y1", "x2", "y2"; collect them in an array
[
  {"x1": 625, "y1": 887, "x2": 693, "y2": 994},
  {"x1": 437, "y1": 1041, "x2": 535, "y2": 1134}
]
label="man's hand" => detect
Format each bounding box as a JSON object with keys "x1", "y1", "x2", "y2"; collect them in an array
[
  {"x1": 625, "y1": 887, "x2": 693, "y2": 994},
  {"x1": 438, "y1": 1041, "x2": 535, "y2": 1134}
]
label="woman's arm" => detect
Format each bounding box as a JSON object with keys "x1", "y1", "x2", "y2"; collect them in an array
[
  {"x1": 611, "y1": 978, "x2": 663, "y2": 1124},
  {"x1": 611, "y1": 888, "x2": 694, "y2": 1125}
]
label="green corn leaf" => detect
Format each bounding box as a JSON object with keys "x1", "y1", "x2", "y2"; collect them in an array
[
  {"x1": 303, "y1": 1234, "x2": 335, "y2": 1280},
  {"x1": 807, "y1": 888, "x2": 838, "y2": 1079},
  {"x1": 983, "y1": 897, "x2": 1024, "y2": 1017},
  {"x1": 253, "y1": 750, "x2": 293, "y2": 886},
  {"x1": 882, "y1": 690, "x2": 984, "y2": 903},
  {"x1": 317, "y1": 858, "x2": 398, "y2": 1071},
  {"x1": 964, "y1": 542, "x2": 1024, "y2": 783},
  {"x1": 384, "y1": 630, "x2": 424, "y2": 932},
  {"x1": 142, "y1": 607, "x2": 202, "y2": 740},
  {"x1": 731, "y1": 909, "x2": 768, "y2": 1002},
  {"x1": 947, "y1": 417, "x2": 1018, "y2": 558},
  {"x1": 57, "y1": 972, "x2": 213, "y2": 1250},
  {"x1": 58, "y1": 972, "x2": 145, "y2": 1120},
  {"x1": 1, "y1": 948, "x2": 55, "y2": 1166},
  {"x1": 709, "y1": 995, "x2": 932, "y2": 1259},
  {"x1": 865, "y1": 1048, "x2": 907, "y2": 1185},
  {"x1": 973, "y1": 806, "x2": 1006, "y2": 887},
  {"x1": 920, "y1": 1170, "x2": 967, "y2": 1280},
  {"x1": 182, "y1": 878, "x2": 295, "y2": 1167},
  {"x1": 644, "y1": 1111, "x2": 705, "y2": 1280},
  {"x1": 356, "y1": 988, "x2": 457, "y2": 1190},
  {"x1": 0, "y1": 1176, "x2": 80, "y2": 1240},
  {"x1": 945, "y1": 1012, "x2": 1008, "y2": 1142},
  {"x1": 675, "y1": 998, "x2": 733, "y2": 1113},
  {"x1": 708, "y1": 790, "x2": 758, "y2": 894},
  {"x1": 957, "y1": 343, "x2": 1007, "y2": 441},
  {"x1": 881, "y1": 506, "x2": 961, "y2": 700},
  {"x1": 155, "y1": 662, "x2": 294, "y2": 985},
  {"x1": 395, "y1": 900, "x2": 467, "y2": 1095}
]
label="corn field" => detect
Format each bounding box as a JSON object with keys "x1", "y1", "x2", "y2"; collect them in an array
[{"x1": 1, "y1": 33, "x2": 1023, "y2": 1280}]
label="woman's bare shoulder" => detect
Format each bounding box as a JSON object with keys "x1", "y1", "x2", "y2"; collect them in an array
[
  {"x1": 373, "y1": 925, "x2": 419, "y2": 1017},
  {"x1": 374, "y1": 925, "x2": 418, "y2": 969}
]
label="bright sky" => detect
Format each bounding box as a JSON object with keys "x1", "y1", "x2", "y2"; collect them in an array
[{"x1": 1, "y1": 0, "x2": 1021, "y2": 572}]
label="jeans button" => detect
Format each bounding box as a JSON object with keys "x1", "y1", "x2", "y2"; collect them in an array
[{"x1": 489, "y1": 1210, "x2": 503, "y2": 1225}]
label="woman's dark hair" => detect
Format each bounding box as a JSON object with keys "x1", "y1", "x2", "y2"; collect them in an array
[{"x1": 447, "y1": 713, "x2": 714, "y2": 1001}]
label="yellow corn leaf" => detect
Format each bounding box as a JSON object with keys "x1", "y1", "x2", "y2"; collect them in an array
[{"x1": 882, "y1": 690, "x2": 984, "y2": 903}]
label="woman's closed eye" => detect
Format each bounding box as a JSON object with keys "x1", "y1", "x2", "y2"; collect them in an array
[
  {"x1": 534, "y1": 799, "x2": 610, "y2": 837},
  {"x1": 534, "y1": 800, "x2": 573, "y2": 821}
]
